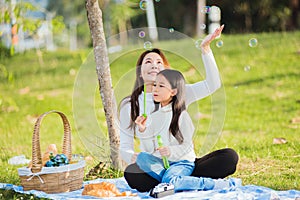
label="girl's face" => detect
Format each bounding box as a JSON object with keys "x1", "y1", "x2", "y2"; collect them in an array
[
  {"x1": 152, "y1": 74, "x2": 177, "y2": 107},
  {"x1": 141, "y1": 52, "x2": 165, "y2": 83}
]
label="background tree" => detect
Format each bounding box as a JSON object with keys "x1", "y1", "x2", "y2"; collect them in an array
[
  {"x1": 288, "y1": 0, "x2": 299, "y2": 30},
  {"x1": 47, "y1": 0, "x2": 91, "y2": 47},
  {"x1": 106, "y1": 0, "x2": 142, "y2": 45},
  {"x1": 46, "y1": 0, "x2": 299, "y2": 48},
  {"x1": 210, "y1": 0, "x2": 298, "y2": 33},
  {"x1": 0, "y1": 0, "x2": 64, "y2": 58}
]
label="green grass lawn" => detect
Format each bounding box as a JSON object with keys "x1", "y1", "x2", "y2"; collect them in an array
[{"x1": 0, "y1": 30, "x2": 299, "y2": 197}]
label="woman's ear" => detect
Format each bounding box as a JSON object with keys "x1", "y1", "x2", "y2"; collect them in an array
[{"x1": 171, "y1": 88, "x2": 177, "y2": 96}]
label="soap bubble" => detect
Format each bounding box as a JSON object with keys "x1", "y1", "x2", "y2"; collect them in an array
[
  {"x1": 200, "y1": 24, "x2": 206, "y2": 30},
  {"x1": 169, "y1": 28, "x2": 174, "y2": 33},
  {"x1": 249, "y1": 38, "x2": 258, "y2": 47},
  {"x1": 195, "y1": 39, "x2": 203, "y2": 50},
  {"x1": 138, "y1": 31, "x2": 146, "y2": 38},
  {"x1": 244, "y1": 65, "x2": 251, "y2": 72},
  {"x1": 201, "y1": 6, "x2": 211, "y2": 14},
  {"x1": 139, "y1": 0, "x2": 147, "y2": 10},
  {"x1": 216, "y1": 40, "x2": 223, "y2": 48},
  {"x1": 144, "y1": 41, "x2": 152, "y2": 50}
]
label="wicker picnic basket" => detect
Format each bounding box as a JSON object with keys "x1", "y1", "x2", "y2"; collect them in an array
[{"x1": 18, "y1": 110, "x2": 85, "y2": 193}]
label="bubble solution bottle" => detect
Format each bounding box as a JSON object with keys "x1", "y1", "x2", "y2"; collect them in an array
[{"x1": 157, "y1": 135, "x2": 170, "y2": 169}]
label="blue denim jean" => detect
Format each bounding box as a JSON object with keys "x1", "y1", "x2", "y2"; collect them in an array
[{"x1": 136, "y1": 152, "x2": 215, "y2": 192}]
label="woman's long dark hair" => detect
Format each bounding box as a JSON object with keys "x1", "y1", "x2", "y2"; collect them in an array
[
  {"x1": 120, "y1": 48, "x2": 170, "y2": 130},
  {"x1": 155, "y1": 69, "x2": 186, "y2": 144}
]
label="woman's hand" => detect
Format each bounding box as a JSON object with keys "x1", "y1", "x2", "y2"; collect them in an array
[
  {"x1": 201, "y1": 24, "x2": 224, "y2": 54},
  {"x1": 157, "y1": 146, "x2": 170, "y2": 157},
  {"x1": 135, "y1": 116, "x2": 147, "y2": 132}
]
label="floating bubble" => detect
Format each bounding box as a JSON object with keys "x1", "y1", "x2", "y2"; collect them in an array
[
  {"x1": 138, "y1": 31, "x2": 146, "y2": 38},
  {"x1": 244, "y1": 65, "x2": 251, "y2": 72},
  {"x1": 216, "y1": 40, "x2": 223, "y2": 48},
  {"x1": 169, "y1": 28, "x2": 174, "y2": 33},
  {"x1": 201, "y1": 6, "x2": 211, "y2": 14},
  {"x1": 200, "y1": 24, "x2": 206, "y2": 30},
  {"x1": 249, "y1": 38, "x2": 258, "y2": 47},
  {"x1": 143, "y1": 41, "x2": 152, "y2": 50},
  {"x1": 139, "y1": 0, "x2": 147, "y2": 10},
  {"x1": 195, "y1": 39, "x2": 203, "y2": 50}
]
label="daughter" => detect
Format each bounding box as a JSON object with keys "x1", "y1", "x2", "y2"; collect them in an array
[{"x1": 135, "y1": 69, "x2": 230, "y2": 192}]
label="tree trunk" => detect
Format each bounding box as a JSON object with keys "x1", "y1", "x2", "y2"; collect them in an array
[
  {"x1": 289, "y1": 0, "x2": 299, "y2": 30},
  {"x1": 85, "y1": 0, "x2": 121, "y2": 169}
]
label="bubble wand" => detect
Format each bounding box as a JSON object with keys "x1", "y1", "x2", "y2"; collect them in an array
[
  {"x1": 157, "y1": 135, "x2": 170, "y2": 169},
  {"x1": 143, "y1": 83, "x2": 147, "y2": 117}
]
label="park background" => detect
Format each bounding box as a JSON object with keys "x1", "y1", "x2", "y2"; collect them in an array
[{"x1": 0, "y1": 0, "x2": 299, "y2": 198}]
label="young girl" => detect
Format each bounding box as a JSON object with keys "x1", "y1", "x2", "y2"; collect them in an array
[{"x1": 134, "y1": 69, "x2": 229, "y2": 191}]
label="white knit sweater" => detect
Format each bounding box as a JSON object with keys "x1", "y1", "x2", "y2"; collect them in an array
[
  {"x1": 136, "y1": 103, "x2": 196, "y2": 162},
  {"x1": 119, "y1": 51, "x2": 221, "y2": 164}
]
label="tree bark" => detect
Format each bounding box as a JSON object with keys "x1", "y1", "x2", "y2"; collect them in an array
[
  {"x1": 85, "y1": 0, "x2": 121, "y2": 169},
  {"x1": 289, "y1": 0, "x2": 299, "y2": 30}
]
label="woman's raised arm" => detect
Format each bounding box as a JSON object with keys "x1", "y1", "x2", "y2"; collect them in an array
[{"x1": 185, "y1": 25, "x2": 224, "y2": 106}]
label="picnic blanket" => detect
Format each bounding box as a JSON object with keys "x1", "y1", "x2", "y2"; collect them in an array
[{"x1": 1, "y1": 177, "x2": 299, "y2": 200}]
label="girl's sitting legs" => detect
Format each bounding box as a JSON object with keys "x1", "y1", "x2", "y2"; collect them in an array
[
  {"x1": 124, "y1": 163, "x2": 159, "y2": 192},
  {"x1": 124, "y1": 148, "x2": 239, "y2": 192},
  {"x1": 136, "y1": 152, "x2": 215, "y2": 192}
]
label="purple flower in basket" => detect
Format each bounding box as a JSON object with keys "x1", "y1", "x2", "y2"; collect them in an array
[{"x1": 54, "y1": 154, "x2": 63, "y2": 163}]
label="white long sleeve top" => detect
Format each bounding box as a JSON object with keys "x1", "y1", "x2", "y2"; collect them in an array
[
  {"x1": 136, "y1": 103, "x2": 196, "y2": 162},
  {"x1": 119, "y1": 51, "x2": 221, "y2": 164}
]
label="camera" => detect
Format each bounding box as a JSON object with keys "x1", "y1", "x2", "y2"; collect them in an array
[{"x1": 150, "y1": 183, "x2": 175, "y2": 198}]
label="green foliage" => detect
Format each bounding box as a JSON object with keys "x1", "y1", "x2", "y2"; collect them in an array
[
  {"x1": 0, "y1": 44, "x2": 11, "y2": 60},
  {"x1": 51, "y1": 16, "x2": 65, "y2": 35},
  {"x1": 0, "y1": 189, "x2": 51, "y2": 199},
  {"x1": 210, "y1": 0, "x2": 297, "y2": 32},
  {"x1": 108, "y1": 1, "x2": 143, "y2": 33},
  {"x1": 0, "y1": 1, "x2": 65, "y2": 55},
  {"x1": 47, "y1": 0, "x2": 90, "y2": 47}
]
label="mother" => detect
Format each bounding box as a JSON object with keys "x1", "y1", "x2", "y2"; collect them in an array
[{"x1": 119, "y1": 25, "x2": 238, "y2": 192}]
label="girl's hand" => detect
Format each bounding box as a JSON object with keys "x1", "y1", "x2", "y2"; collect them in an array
[
  {"x1": 131, "y1": 153, "x2": 138, "y2": 163},
  {"x1": 157, "y1": 146, "x2": 170, "y2": 157},
  {"x1": 201, "y1": 24, "x2": 224, "y2": 54},
  {"x1": 135, "y1": 116, "x2": 147, "y2": 132}
]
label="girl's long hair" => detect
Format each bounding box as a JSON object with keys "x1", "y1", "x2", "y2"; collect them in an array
[
  {"x1": 120, "y1": 48, "x2": 170, "y2": 130},
  {"x1": 155, "y1": 69, "x2": 186, "y2": 144}
]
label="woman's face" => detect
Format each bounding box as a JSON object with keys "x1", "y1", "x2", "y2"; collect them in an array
[{"x1": 141, "y1": 52, "x2": 165, "y2": 83}]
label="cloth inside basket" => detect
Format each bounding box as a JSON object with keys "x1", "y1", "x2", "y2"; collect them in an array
[{"x1": 18, "y1": 160, "x2": 86, "y2": 176}]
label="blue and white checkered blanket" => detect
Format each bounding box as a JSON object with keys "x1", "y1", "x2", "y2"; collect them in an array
[{"x1": 1, "y1": 177, "x2": 299, "y2": 200}]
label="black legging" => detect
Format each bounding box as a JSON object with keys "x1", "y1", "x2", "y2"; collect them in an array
[{"x1": 124, "y1": 148, "x2": 239, "y2": 192}]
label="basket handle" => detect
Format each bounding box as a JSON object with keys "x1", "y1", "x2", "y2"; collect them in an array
[{"x1": 31, "y1": 110, "x2": 72, "y2": 173}]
